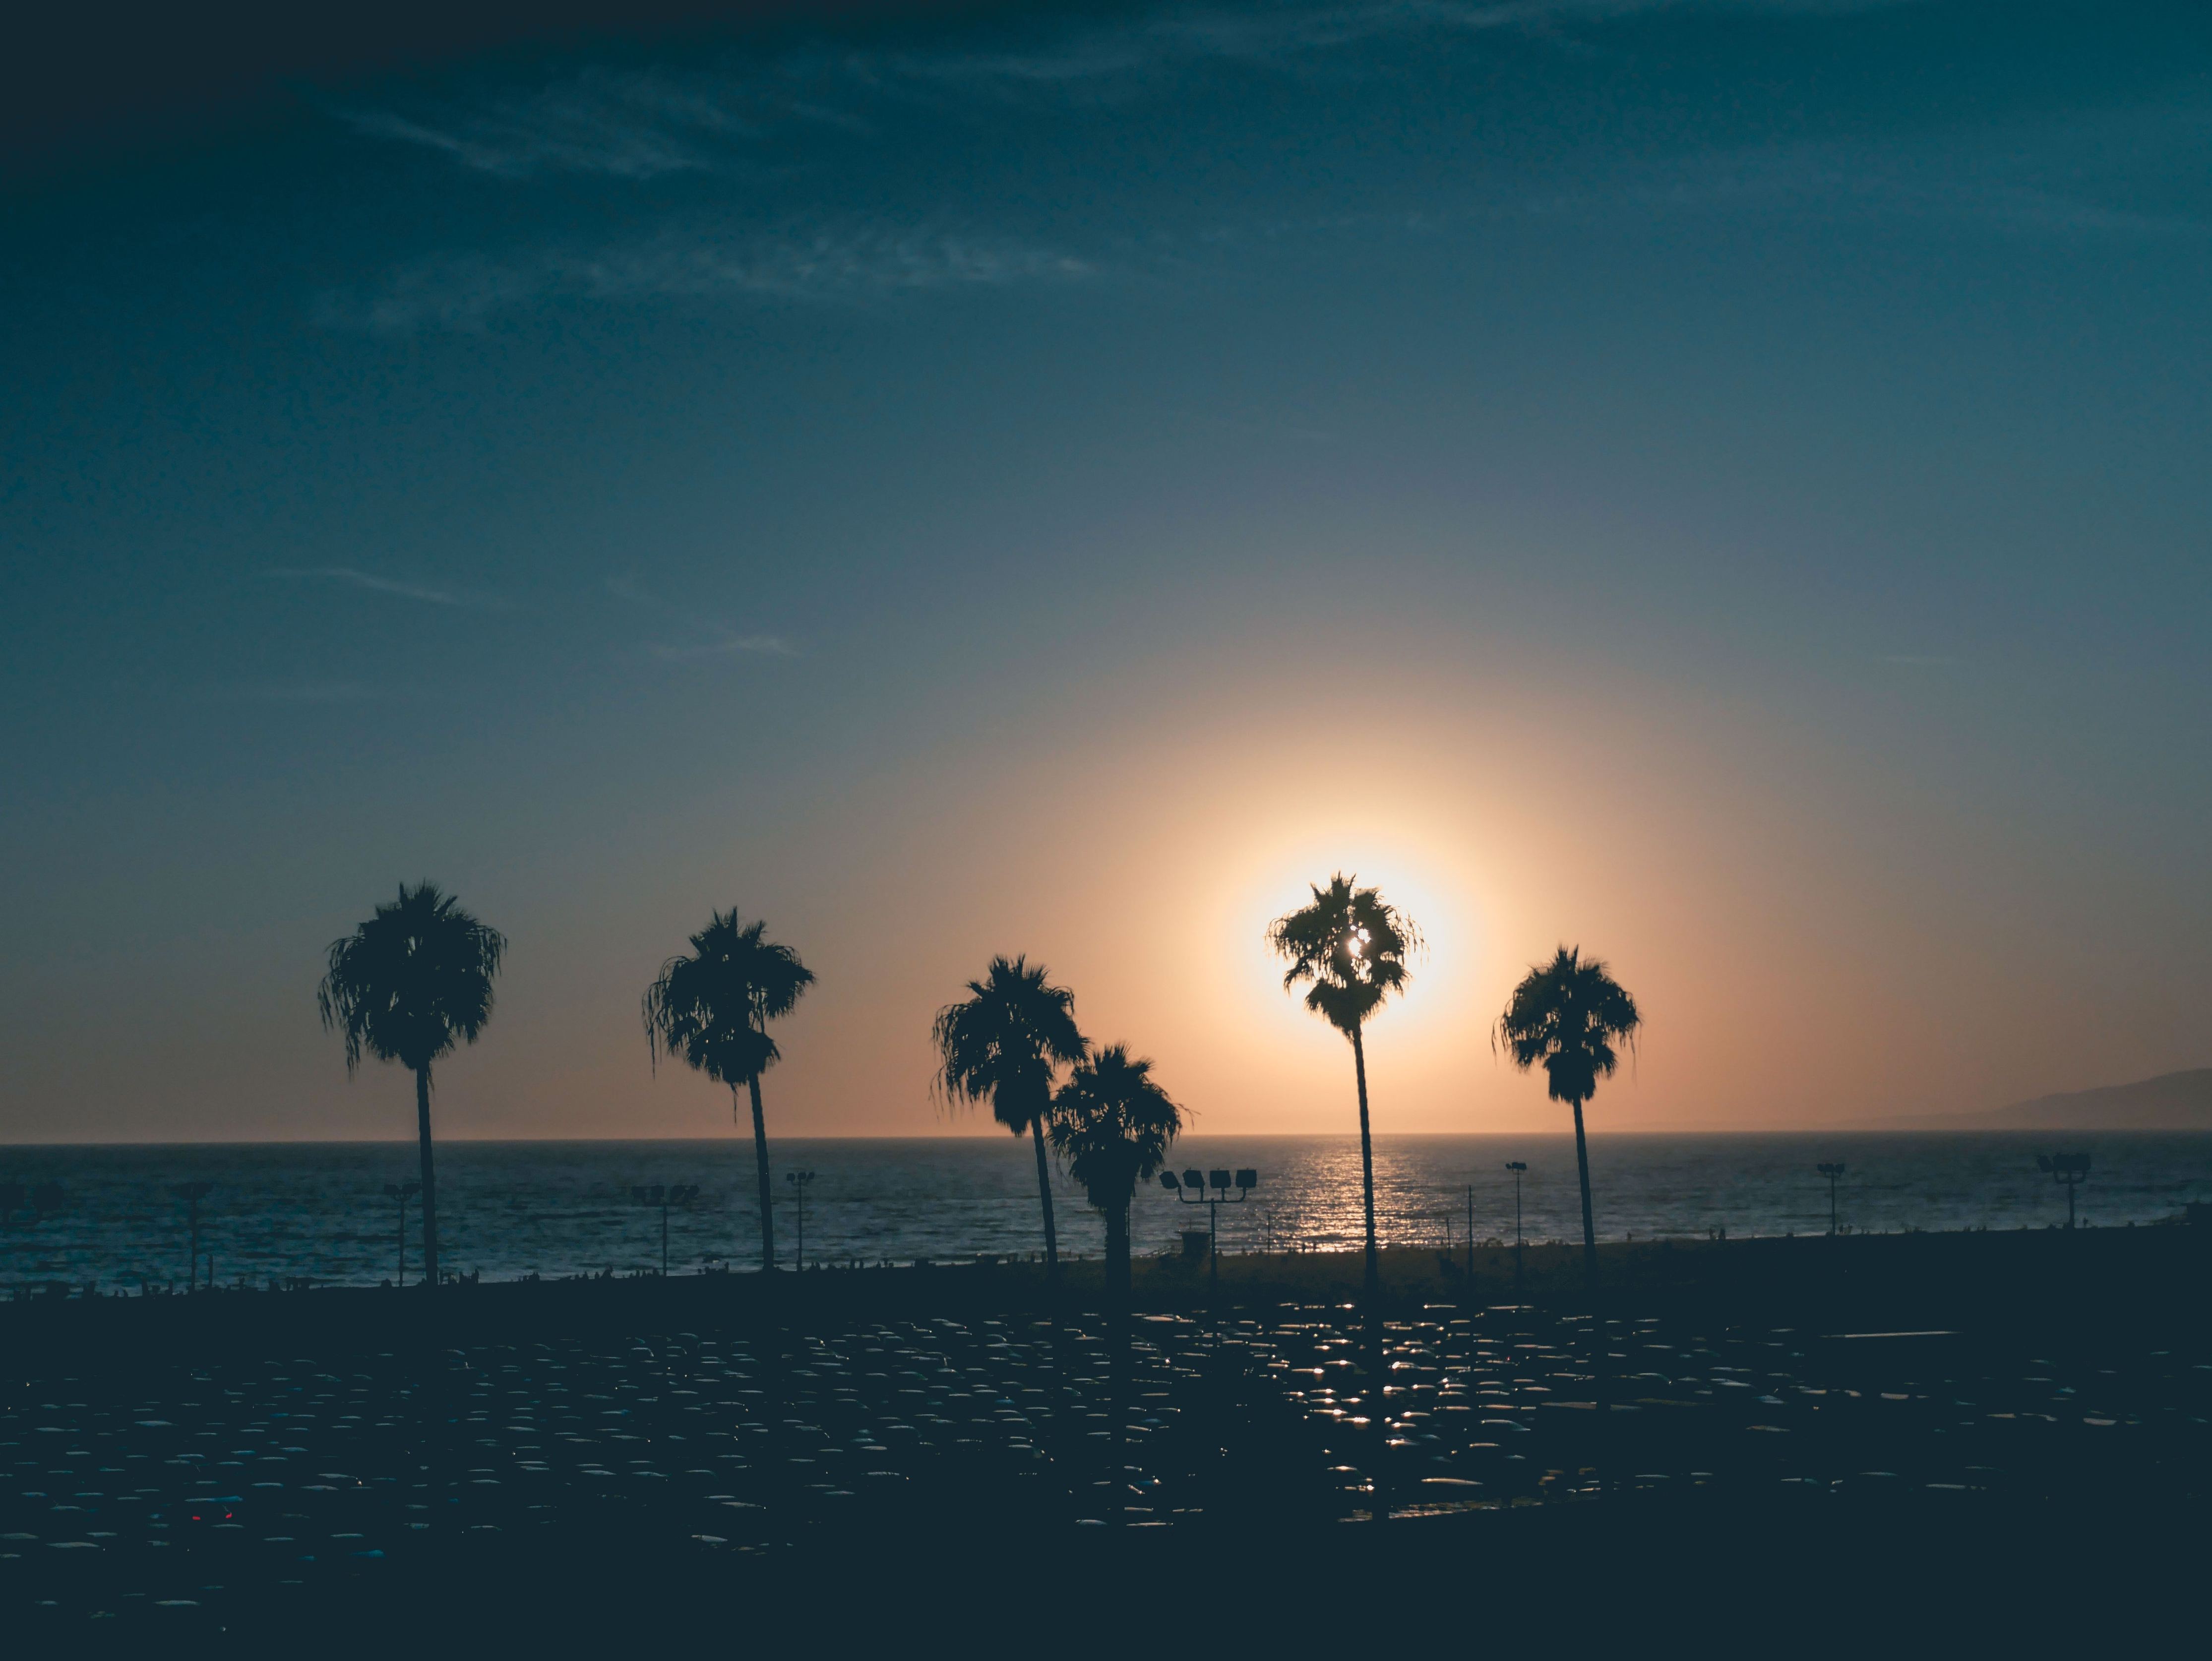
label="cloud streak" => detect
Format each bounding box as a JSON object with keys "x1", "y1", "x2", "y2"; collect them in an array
[
  {"x1": 337, "y1": 66, "x2": 799, "y2": 181},
  {"x1": 314, "y1": 222, "x2": 1093, "y2": 332},
  {"x1": 268, "y1": 566, "x2": 508, "y2": 607},
  {"x1": 1533, "y1": 106, "x2": 2212, "y2": 239},
  {"x1": 203, "y1": 680, "x2": 392, "y2": 703},
  {"x1": 607, "y1": 576, "x2": 799, "y2": 663},
  {"x1": 647, "y1": 629, "x2": 799, "y2": 661},
  {"x1": 314, "y1": 0, "x2": 2165, "y2": 336},
  {"x1": 339, "y1": 1, "x2": 1916, "y2": 180}
]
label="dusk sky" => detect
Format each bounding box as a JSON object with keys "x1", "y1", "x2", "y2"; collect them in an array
[{"x1": 3, "y1": 0, "x2": 2208, "y2": 1144}]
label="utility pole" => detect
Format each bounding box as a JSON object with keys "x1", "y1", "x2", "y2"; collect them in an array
[
  {"x1": 1816, "y1": 1163, "x2": 1846, "y2": 1236},
  {"x1": 784, "y1": 1170, "x2": 815, "y2": 1271},
  {"x1": 384, "y1": 1182, "x2": 420, "y2": 1285},
  {"x1": 2036, "y1": 1154, "x2": 2090, "y2": 1229},
  {"x1": 171, "y1": 1183, "x2": 212, "y2": 1294},
  {"x1": 1504, "y1": 1163, "x2": 1528, "y2": 1299},
  {"x1": 632, "y1": 1184, "x2": 702, "y2": 1276}
]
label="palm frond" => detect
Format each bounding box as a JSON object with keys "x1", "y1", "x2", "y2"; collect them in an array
[
  {"x1": 1496, "y1": 945, "x2": 1642, "y2": 1106},
  {"x1": 640, "y1": 908, "x2": 813, "y2": 1089},
  {"x1": 930, "y1": 955, "x2": 1086, "y2": 1135},
  {"x1": 317, "y1": 882, "x2": 506, "y2": 1076},
  {"x1": 1047, "y1": 1045, "x2": 1184, "y2": 1211},
  {"x1": 1264, "y1": 871, "x2": 1419, "y2": 1037}
]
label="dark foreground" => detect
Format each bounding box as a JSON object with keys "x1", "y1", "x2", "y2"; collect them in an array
[{"x1": 5, "y1": 1227, "x2": 2208, "y2": 1652}]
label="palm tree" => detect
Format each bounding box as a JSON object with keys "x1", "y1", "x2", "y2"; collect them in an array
[
  {"x1": 318, "y1": 883, "x2": 506, "y2": 1288},
  {"x1": 1267, "y1": 873, "x2": 1418, "y2": 1303},
  {"x1": 1496, "y1": 945, "x2": 1641, "y2": 1279},
  {"x1": 932, "y1": 956, "x2": 1087, "y2": 1282},
  {"x1": 1047, "y1": 1046, "x2": 1183, "y2": 1308},
  {"x1": 642, "y1": 910, "x2": 814, "y2": 1273}
]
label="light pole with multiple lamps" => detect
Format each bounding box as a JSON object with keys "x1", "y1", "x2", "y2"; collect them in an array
[
  {"x1": 1160, "y1": 1167, "x2": 1257, "y2": 1297},
  {"x1": 783, "y1": 1170, "x2": 816, "y2": 1271},
  {"x1": 631, "y1": 1184, "x2": 701, "y2": 1276},
  {"x1": 1816, "y1": 1162, "x2": 1846, "y2": 1235},
  {"x1": 2036, "y1": 1153, "x2": 2091, "y2": 1229},
  {"x1": 383, "y1": 1181, "x2": 420, "y2": 1285},
  {"x1": 170, "y1": 1181, "x2": 212, "y2": 1293}
]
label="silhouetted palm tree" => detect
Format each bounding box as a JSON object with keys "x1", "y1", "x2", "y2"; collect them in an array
[
  {"x1": 933, "y1": 956, "x2": 1087, "y2": 1281},
  {"x1": 1497, "y1": 945, "x2": 1641, "y2": 1278},
  {"x1": 642, "y1": 910, "x2": 814, "y2": 1273},
  {"x1": 318, "y1": 883, "x2": 506, "y2": 1287},
  {"x1": 1267, "y1": 873, "x2": 1418, "y2": 1302},
  {"x1": 1048, "y1": 1046, "x2": 1183, "y2": 1308}
]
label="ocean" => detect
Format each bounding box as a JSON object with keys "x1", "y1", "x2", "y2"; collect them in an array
[{"x1": 2, "y1": 1132, "x2": 2207, "y2": 1290}]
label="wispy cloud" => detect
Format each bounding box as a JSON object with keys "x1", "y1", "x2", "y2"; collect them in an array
[
  {"x1": 647, "y1": 629, "x2": 799, "y2": 661},
  {"x1": 1537, "y1": 107, "x2": 2212, "y2": 238},
  {"x1": 314, "y1": 223, "x2": 1093, "y2": 332},
  {"x1": 607, "y1": 576, "x2": 799, "y2": 662},
  {"x1": 268, "y1": 566, "x2": 509, "y2": 608},
  {"x1": 206, "y1": 680, "x2": 392, "y2": 703},
  {"x1": 868, "y1": 0, "x2": 1734, "y2": 92},
  {"x1": 338, "y1": 1, "x2": 1915, "y2": 179},
  {"x1": 337, "y1": 66, "x2": 802, "y2": 180},
  {"x1": 315, "y1": 0, "x2": 2142, "y2": 334}
]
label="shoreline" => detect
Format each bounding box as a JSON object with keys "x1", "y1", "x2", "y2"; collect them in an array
[
  {"x1": 8, "y1": 1126, "x2": 2211, "y2": 1147},
  {"x1": 8, "y1": 1222, "x2": 2207, "y2": 1366}
]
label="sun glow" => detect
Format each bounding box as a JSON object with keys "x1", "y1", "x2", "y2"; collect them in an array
[{"x1": 1218, "y1": 825, "x2": 1481, "y2": 1058}]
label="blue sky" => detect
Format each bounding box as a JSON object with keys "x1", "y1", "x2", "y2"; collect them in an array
[{"x1": 2, "y1": 0, "x2": 2208, "y2": 1141}]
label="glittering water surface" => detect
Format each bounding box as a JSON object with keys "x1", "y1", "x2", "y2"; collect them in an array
[{"x1": 1, "y1": 1134, "x2": 2207, "y2": 1289}]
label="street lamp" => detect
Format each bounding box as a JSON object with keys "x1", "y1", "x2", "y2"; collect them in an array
[
  {"x1": 383, "y1": 1182, "x2": 421, "y2": 1285},
  {"x1": 783, "y1": 1170, "x2": 816, "y2": 1272},
  {"x1": 1160, "y1": 1167, "x2": 1257, "y2": 1297},
  {"x1": 631, "y1": 1184, "x2": 701, "y2": 1276},
  {"x1": 1504, "y1": 1162, "x2": 1528, "y2": 1296},
  {"x1": 1816, "y1": 1163, "x2": 1846, "y2": 1236},
  {"x1": 2035, "y1": 1153, "x2": 2091, "y2": 1230},
  {"x1": 170, "y1": 1181, "x2": 212, "y2": 1293}
]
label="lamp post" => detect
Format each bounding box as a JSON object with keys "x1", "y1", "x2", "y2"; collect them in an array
[
  {"x1": 170, "y1": 1182, "x2": 212, "y2": 1293},
  {"x1": 631, "y1": 1184, "x2": 701, "y2": 1276},
  {"x1": 1504, "y1": 1163, "x2": 1528, "y2": 1297},
  {"x1": 382, "y1": 1181, "x2": 420, "y2": 1286},
  {"x1": 2035, "y1": 1153, "x2": 2091, "y2": 1229},
  {"x1": 1816, "y1": 1163, "x2": 1846, "y2": 1236},
  {"x1": 783, "y1": 1170, "x2": 816, "y2": 1272},
  {"x1": 1160, "y1": 1167, "x2": 1257, "y2": 1298}
]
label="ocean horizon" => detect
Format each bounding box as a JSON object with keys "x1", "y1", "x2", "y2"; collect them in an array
[{"x1": 4, "y1": 1131, "x2": 2208, "y2": 1291}]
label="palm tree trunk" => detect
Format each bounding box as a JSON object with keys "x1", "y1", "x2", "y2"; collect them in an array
[
  {"x1": 1352, "y1": 1024, "x2": 1379, "y2": 1303},
  {"x1": 744, "y1": 1078, "x2": 776, "y2": 1272},
  {"x1": 1031, "y1": 1117, "x2": 1060, "y2": 1281},
  {"x1": 1572, "y1": 1096, "x2": 1596, "y2": 1280},
  {"x1": 415, "y1": 1065, "x2": 439, "y2": 1288}
]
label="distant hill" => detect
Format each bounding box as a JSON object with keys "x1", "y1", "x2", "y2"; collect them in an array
[
  {"x1": 1984, "y1": 1068, "x2": 2212, "y2": 1130},
  {"x1": 1871, "y1": 1068, "x2": 2212, "y2": 1130}
]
